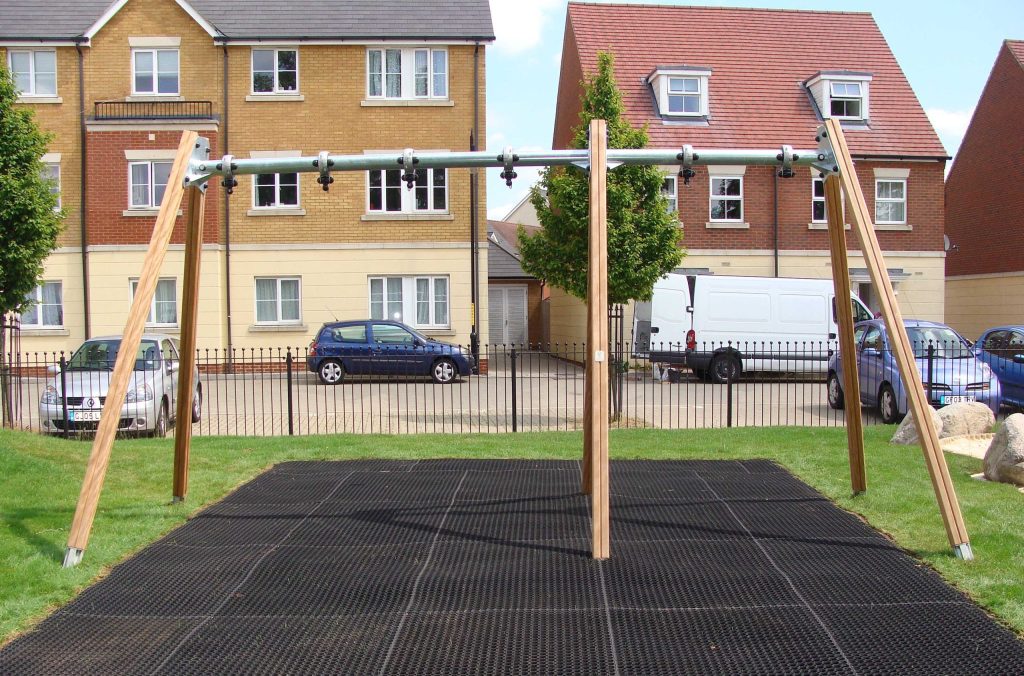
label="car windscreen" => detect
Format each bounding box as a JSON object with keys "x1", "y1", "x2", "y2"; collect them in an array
[
  {"x1": 906, "y1": 327, "x2": 970, "y2": 358},
  {"x1": 67, "y1": 339, "x2": 161, "y2": 371}
]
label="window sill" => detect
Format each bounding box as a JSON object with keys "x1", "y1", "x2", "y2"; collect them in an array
[
  {"x1": 808, "y1": 222, "x2": 851, "y2": 230},
  {"x1": 705, "y1": 221, "x2": 750, "y2": 229},
  {"x1": 361, "y1": 99, "x2": 454, "y2": 107},
  {"x1": 16, "y1": 96, "x2": 62, "y2": 104},
  {"x1": 247, "y1": 208, "x2": 306, "y2": 217},
  {"x1": 123, "y1": 209, "x2": 184, "y2": 217},
  {"x1": 145, "y1": 325, "x2": 180, "y2": 332},
  {"x1": 421, "y1": 329, "x2": 456, "y2": 337},
  {"x1": 249, "y1": 323, "x2": 308, "y2": 333},
  {"x1": 361, "y1": 213, "x2": 454, "y2": 222},
  {"x1": 126, "y1": 95, "x2": 184, "y2": 102},
  {"x1": 20, "y1": 327, "x2": 70, "y2": 337},
  {"x1": 874, "y1": 223, "x2": 913, "y2": 231},
  {"x1": 245, "y1": 93, "x2": 305, "y2": 102}
]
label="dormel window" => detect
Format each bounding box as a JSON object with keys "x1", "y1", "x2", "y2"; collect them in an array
[
  {"x1": 252, "y1": 49, "x2": 298, "y2": 94},
  {"x1": 367, "y1": 47, "x2": 448, "y2": 100},
  {"x1": 648, "y1": 66, "x2": 711, "y2": 117},
  {"x1": 806, "y1": 71, "x2": 872, "y2": 122}
]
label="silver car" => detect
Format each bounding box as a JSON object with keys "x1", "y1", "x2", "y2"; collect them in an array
[{"x1": 39, "y1": 334, "x2": 201, "y2": 437}]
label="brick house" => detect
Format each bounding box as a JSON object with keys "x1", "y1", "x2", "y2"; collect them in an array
[
  {"x1": 944, "y1": 40, "x2": 1024, "y2": 340},
  {"x1": 545, "y1": 2, "x2": 948, "y2": 346},
  {"x1": 2, "y1": 0, "x2": 493, "y2": 353}
]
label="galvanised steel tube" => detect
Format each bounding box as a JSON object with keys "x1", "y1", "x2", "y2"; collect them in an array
[{"x1": 188, "y1": 146, "x2": 824, "y2": 185}]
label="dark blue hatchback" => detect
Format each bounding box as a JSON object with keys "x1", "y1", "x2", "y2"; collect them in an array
[
  {"x1": 974, "y1": 326, "x2": 1024, "y2": 409},
  {"x1": 306, "y1": 320, "x2": 474, "y2": 385}
]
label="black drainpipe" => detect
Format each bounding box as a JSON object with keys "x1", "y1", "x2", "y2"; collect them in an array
[
  {"x1": 76, "y1": 40, "x2": 91, "y2": 337},
  {"x1": 469, "y1": 42, "x2": 481, "y2": 364},
  {"x1": 222, "y1": 44, "x2": 233, "y2": 358},
  {"x1": 773, "y1": 169, "x2": 780, "y2": 277}
]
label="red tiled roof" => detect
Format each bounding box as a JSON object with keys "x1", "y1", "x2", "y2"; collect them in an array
[
  {"x1": 1007, "y1": 39, "x2": 1024, "y2": 64},
  {"x1": 565, "y1": 2, "x2": 947, "y2": 158}
]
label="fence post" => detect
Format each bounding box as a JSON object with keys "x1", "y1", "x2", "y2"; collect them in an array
[
  {"x1": 726, "y1": 367, "x2": 734, "y2": 428},
  {"x1": 510, "y1": 346, "x2": 518, "y2": 432},
  {"x1": 286, "y1": 349, "x2": 294, "y2": 436},
  {"x1": 926, "y1": 342, "x2": 935, "y2": 406},
  {"x1": 60, "y1": 355, "x2": 69, "y2": 439}
]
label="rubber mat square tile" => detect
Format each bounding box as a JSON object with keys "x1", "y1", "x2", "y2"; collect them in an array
[
  {"x1": 609, "y1": 498, "x2": 749, "y2": 542},
  {"x1": 161, "y1": 501, "x2": 319, "y2": 547},
  {"x1": 288, "y1": 501, "x2": 450, "y2": 546},
  {"x1": 156, "y1": 614, "x2": 400, "y2": 675},
  {"x1": 327, "y1": 470, "x2": 463, "y2": 504},
  {"x1": 727, "y1": 497, "x2": 886, "y2": 543},
  {"x1": 609, "y1": 607, "x2": 855, "y2": 675},
  {"x1": 700, "y1": 472, "x2": 825, "y2": 501},
  {"x1": 0, "y1": 616, "x2": 201, "y2": 675},
  {"x1": 218, "y1": 543, "x2": 429, "y2": 616},
  {"x1": 386, "y1": 610, "x2": 615, "y2": 675},
  {"x1": 456, "y1": 468, "x2": 580, "y2": 502},
  {"x1": 221, "y1": 473, "x2": 345, "y2": 504},
  {"x1": 440, "y1": 495, "x2": 590, "y2": 544}
]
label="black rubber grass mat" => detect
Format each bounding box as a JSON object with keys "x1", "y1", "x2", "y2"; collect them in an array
[{"x1": 3, "y1": 459, "x2": 1024, "y2": 675}]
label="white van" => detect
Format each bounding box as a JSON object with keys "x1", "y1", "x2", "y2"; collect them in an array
[{"x1": 633, "y1": 274, "x2": 873, "y2": 382}]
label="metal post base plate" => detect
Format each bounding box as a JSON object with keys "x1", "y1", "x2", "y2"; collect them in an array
[
  {"x1": 953, "y1": 543, "x2": 974, "y2": 561},
  {"x1": 62, "y1": 547, "x2": 84, "y2": 568},
  {"x1": 172, "y1": 496, "x2": 185, "y2": 504}
]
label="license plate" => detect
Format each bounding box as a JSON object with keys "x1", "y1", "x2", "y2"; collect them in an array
[
  {"x1": 940, "y1": 395, "x2": 976, "y2": 405},
  {"x1": 69, "y1": 410, "x2": 101, "y2": 422}
]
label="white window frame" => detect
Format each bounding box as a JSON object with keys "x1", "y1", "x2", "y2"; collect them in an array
[
  {"x1": 648, "y1": 68, "x2": 710, "y2": 117},
  {"x1": 661, "y1": 173, "x2": 678, "y2": 215},
  {"x1": 252, "y1": 172, "x2": 300, "y2": 210},
  {"x1": 254, "y1": 277, "x2": 302, "y2": 325},
  {"x1": 128, "y1": 160, "x2": 173, "y2": 209},
  {"x1": 7, "y1": 49, "x2": 57, "y2": 97},
  {"x1": 21, "y1": 281, "x2": 63, "y2": 328},
  {"x1": 131, "y1": 48, "x2": 180, "y2": 96},
  {"x1": 366, "y1": 47, "x2": 449, "y2": 100},
  {"x1": 366, "y1": 168, "x2": 448, "y2": 215},
  {"x1": 130, "y1": 277, "x2": 178, "y2": 327},
  {"x1": 368, "y1": 275, "x2": 450, "y2": 329},
  {"x1": 875, "y1": 178, "x2": 907, "y2": 225},
  {"x1": 709, "y1": 176, "x2": 743, "y2": 222},
  {"x1": 250, "y1": 47, "x2": 299, "y2": 94}
]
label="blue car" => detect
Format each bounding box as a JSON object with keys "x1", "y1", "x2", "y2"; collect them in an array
[
  {"x1": 974, "y1": 326, "x2": 1024, "y2": 409},
  {"x1": 306, "y1": 320, "x2": 474, "y2": 385},
  {"x1": 827, "y1": 319, "x2": 1001, "y2": 423}
]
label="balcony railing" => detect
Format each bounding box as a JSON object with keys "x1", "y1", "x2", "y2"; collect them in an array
[{"x1": 94, "y1": 100, "x2": 214, "y2": 121}]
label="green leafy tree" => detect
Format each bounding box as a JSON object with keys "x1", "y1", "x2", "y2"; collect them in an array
[
  {"x1": 518, "y1": 51, "x2": 683, "y2": 305},
  {"x1": 0, "y1": 64, "x2": 62, "y2": 319}
]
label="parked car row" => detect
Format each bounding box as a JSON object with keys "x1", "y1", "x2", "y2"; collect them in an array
[{"x1": 828, "y1": 320, "x2": 1024, "y2": 422}]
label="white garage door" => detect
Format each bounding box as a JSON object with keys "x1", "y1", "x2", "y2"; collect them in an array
[{"x1": 488, "y1": 285, "x2": 528, "y2": 345}]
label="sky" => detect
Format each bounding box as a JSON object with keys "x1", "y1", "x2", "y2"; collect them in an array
[{"x1": 483, "y1": 0, "x2": 1024, "y2": 219}]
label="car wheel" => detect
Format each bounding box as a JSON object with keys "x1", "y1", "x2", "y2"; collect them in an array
[
  {"x1": 709, "y1": 353, "x2": 741, "y2": 384},
  {"x1": 317, "y1": 359, "x2": 345, "y2": 385},
  {"x1": 878, "y1": 384, "x2": 901, "y2": 424},
  {"x1": 190, "y1": 385, "x2": 202, "y2": 423},
  {"x1": 432, "y1": 357, "x2": 457, "y2": 384},
  {"x1": 827, "y1": 372, "x2": 845, "y2": 409},
  {"x1": 152, "y1": 401, "x2": 169, "y2": 438}
]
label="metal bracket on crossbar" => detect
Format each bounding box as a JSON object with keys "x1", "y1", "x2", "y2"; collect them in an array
[
  {"x1": 398, "y1": 148, "x2": 419, "y2": 189},
  {"x1": 776, "y1": 144, "x2": 797, "y2": 179},
  {"x1": 314, "y1": 151, "x2": 335, "y2": 192},
  {"x1": 812, "y1": 125, "x2": 840, "y2": 179},
  {"x1": 499, "y1": 146, "x2": 519, "y2": 187},
  {"x1": 183, "y1": 137, "x2": 211, "y2": 193},
  {"x1": 677, "y1": 144, "x2": 697, "y2": 185}
]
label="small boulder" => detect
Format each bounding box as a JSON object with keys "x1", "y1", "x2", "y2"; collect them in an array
[
  {"x1": 938, "y1": 401, "x2": 996, "y2": 438},
  {"x1": 891, "y1": 407, "x2": 943, "y2": 445},
  {"x1": 984, "y1": 413, "x2": 1024, "y2": 486}
]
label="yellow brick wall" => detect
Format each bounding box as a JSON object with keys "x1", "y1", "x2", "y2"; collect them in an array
[
  {"x1": 3, "y1": 46, "x2": 82, "y2": 247},
  {"x1": 946, "y1": 274, "x2": 1024, "y2": 341}
]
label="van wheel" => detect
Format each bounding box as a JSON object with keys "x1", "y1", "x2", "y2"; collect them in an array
[
  {"x1": 827, "y1": 372, "x2": 845, "y2": 409},
  {"x1": 709, "y1": 353, "x2": 741, "y2": 384},
  {"x1": 191, "y1": 385, "x2": 203, "y2": 423},
  {"x1": 878, "y1": 383, "x2": 901, "y2": 424}
]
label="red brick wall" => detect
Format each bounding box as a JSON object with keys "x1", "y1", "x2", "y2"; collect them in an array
[
  {"x1": 552, "y1": 15, "x2": 584, "y2": 150},
  {"x1": 85, "y1": 129, "x2": 220, "y2": 246},
  {"x1": 945, "y1": 42, "x2": 1024, "y2": 276}
]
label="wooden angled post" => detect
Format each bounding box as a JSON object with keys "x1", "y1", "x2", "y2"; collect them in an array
[
  {"x1": 587, "y1": 119, "x2": 610, "y2": 559},
  {"x1": 824, "y1": 175, "x2": 867, "y2": 494},
  {"x1": 172, "y1": 185, "x2": 207, "y2": 502},
  {"x1": 823, "y1": 119, "x2": 971, "y2": 559},
  {"x1": 63, "y1": 131, "x2": 199, "y2": 567}
]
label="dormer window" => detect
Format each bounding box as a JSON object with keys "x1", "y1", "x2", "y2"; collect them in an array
[
  {"x1": 805, "y1": 71, "x2": 872, "y2": 122},
  {"x1": 829, "y1": 81, "x2": 863, "y2": 118},
  {"x1": 648, "y1": 66, "x2": 711, "y2": 117}
]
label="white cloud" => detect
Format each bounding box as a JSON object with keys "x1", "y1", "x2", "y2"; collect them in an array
[
  {"x1": 926, "y1": 107, "x2": 974, "y2": 155},
  {"x1": 490, "y1": 0, "x2": 562, "y2": 54}
]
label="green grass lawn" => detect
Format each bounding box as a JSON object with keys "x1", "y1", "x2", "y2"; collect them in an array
[{"x1": 1, "y1": 425, "x2": 1022, "y2": 646}]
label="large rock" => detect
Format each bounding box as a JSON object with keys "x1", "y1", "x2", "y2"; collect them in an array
[
  {"x1": 891, "y1": 407, "x2": 943, "y2": 445},
  {"x1": 984, "y1": 414, "x2": 1024, "y2": 486},
  {"x1": 938, "y1": 401, "x2": 996, "y2": 438}
]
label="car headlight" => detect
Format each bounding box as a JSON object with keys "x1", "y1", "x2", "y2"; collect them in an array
[
  {"x1": 40, "y1": 385, "x2": 62, "y2": 405},
  {"x1": 125, "y1": 383, "x2": 154, "y2": 403}
]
